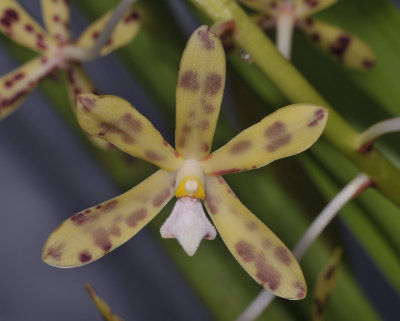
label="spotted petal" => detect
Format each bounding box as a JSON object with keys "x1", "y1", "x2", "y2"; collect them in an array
[
  {"x1": 204, "y1": 175, "x2": 306, "y2": 299},
  {"x1": 77, "y1": 94, "x2": 183, "y2": 171},
  {"x1": 76, "y1": 8, "x2": 140, "y2": 57},
  {"x1": 298, "y1": 18, "x2": 376, "y2": 70},
  {"x1": 295, "y1": 0, "x2": 338, "y2": 18},
  {"x1": 0, "y1": 0, "x2": 54, "y2": 53},
  {"x1": 41, "y1": 0, "x2": 71, "y2": 45},
  {"x1": 175, "y1": 25, "x2": 225, "y2": 159},
  {"x1": 237, "y1": 0, "x2": 281, "y2": 14},
  {"x1": 0, "y1": 55, "x2": 62, "y2": 120},
  {"x1": 202, "y1": 104, "x2": 327, "y2": 175},
  {"x1": 312, "y1": 248, "x2": 342, "y2": 321},
  {"x1": 42, "y1": 169, "x2": 176, "y2": 267},
  {"x1": 86, "y1": 284, "x2": 124, "y2": 321},
  {"x1": 65, "y1": 63, "x2": 96, "y2": 111}
]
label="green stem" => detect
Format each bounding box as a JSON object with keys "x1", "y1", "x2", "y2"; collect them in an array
[{"x1": 189, "y1": 0, "x2": 400, "y2": 206}]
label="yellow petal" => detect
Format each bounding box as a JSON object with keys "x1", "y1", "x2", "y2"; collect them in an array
[
  {"x1": 237, "y1": 0, "x2": 280, "y2": 14},
  {"x1": 0, "y1": 0, "x2": 55, "y2": 52},
  {"x1": 203, "y1": 175, "x2": 306, "y2": 299},
  {"x1": 65, "y1": 63, "x2": 114, "y2": 150},
  {"x1": 76, "y1": 8, "x2": 140, "y2": 57},
  {"x1": 86, "y1": 284, "x2": 124, "y2": 321},
  {"x1": 41, "y1": 0, "x2": 71, "y2": 45},
  {"x1": 0, "y1": 55, "x2": 62, "y2": 120},
  {"x1": 298, "y1": 18, "x2": 376, "y2": 70},
  {"x1": 42, "y1": 169, "x2": 176, "y2": 268},
  {"x1": 201, "y1": 104, "x2": 328, "y2": 175},
  {"x1": 312, "y1": 247, "x2": 342, "y2": 321},
  {"x1": 65, "y1": 62, "x2": 96, "y2": 111},
  {"x1": 295, "y1": 0, "x2": 337, "y2": 18},
  {"x1": 175, "y1": 25, "x2": 226, "y2": 159},
  {"x1": 76, "y1": 94, "x2": 183, "y2": 171}
]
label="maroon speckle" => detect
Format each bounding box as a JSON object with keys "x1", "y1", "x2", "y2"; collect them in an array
[
  {"x1": 79, "y1": 250, "x2": 92, "y2": 263},
  {"x1": 152, "y1": 188, "x2": 170, "y2": 207},
  {"x1": 0, "y1": 9, "x2": 19, "y2": 28},
  {"x1": 145, "y1": 150, "x2": 163, "y2": 162},
  {"x1": 262, "y1": 238, "x2": 272, "y2": 249},
  {"x1": 188, "y1": 110, "x2": 196, "y2": 119},
  {"x1": 197, "y1": 120, "x2": 210, "y2": 130},
  {"x1": 235, "y1": 240, "x2": 256, "y2": 262},
  {"x1": 109, "y1": 225, "x2": 121, "y2": 237},
  {"x1": 205, "y1": 192, "x2": 218, "y2": 215},
  {"x1": 178, "y1": 136, "x2": 186, "y2": 148},
  {"x1": 246, "y1": 221, "x2": 258, "y2": 231},
  {"x1": 92, "y1": 31, "x2": 100, "y2": 39},
  {"x1": 24, "y1": 24, "x2": 33, "y2": 32},
  {"x1": 124, "y1": 10, "x2": 140, "y2": 23},
  {"x1": 310, "y1": 32, "x2": 320, "y2": 42},
  {"x1": 197, "y1": 28, "x2": 215, "y2": 50},
  {"x1": 363, "y1": 59, "x2": 375, "y2": 69},
  {"x1": 93, "y1": 228, "x2": 112, "y2": 252},
  {"x1": 203, "y1": 73, "x2": 222, "y2": 96},
  {"x1": 180, "y1": 71, "x2": 199, "y2": 91},
  {"x1": 163, "y1": 139, "x2": 168, "y2": 146},
  {"x1": 103, "y1": 200, "x2": 118, "y2": 212},
  {"x1": 4, "y1": 80, "x2": 12, "y2": 88},
  {"x1": 43, "y1": 244, "x2": 64, "y2": 261},
  {"x1": 308, "y1": 108, "x2": 325, "y2": 127},
  {"x1": 1, "y1": 90, "x2": 29, "y2": 110},
  {"x1": 265, "y1": 121, "x2": 285, "y2": 137},
  {"x1": 182, "y1": 124, "x2": 192, "y2": 133},
  {"x1": 230, "y1": 140, "x2": 251, "y2": 154},
  {"x1": 122, "y1": 113, "x2": 142, "y2": 132},
  {"x1": 330, "y1": 35, "x2": 351, "y2": 59},
  {"x1": 202, "y1": 142, "x2": 210, "y2": 152},
  {"x1": 255, "y1": 255, "x2": 281, "y2": 290},
  {"x1": 274, "y1": 246, "x2": 292, "y2": 265},
  {"x1": 293, "y1": 281, "x2": 306, "y2": 299},
  {"x1": 202, "y1": 103, "x2": 215, "y2": 113},
  {"x1": 213, "y1": 168, "x2": 241, "y2": 176},
  {"x1": 126, "y1": 208, "x2": 147, "y2": 227},
  {"x1": 78, "y1": 95, "x2": 96, "y2": 111},
  {"x1": 265, "y1": 121, "x2": 291, "y2": 152},
  {"x1": 304, "y1": 0, "x2": 319, "y2": 7},
  {"x1": 70, "y1": 211, "x2": 98, "y2": 226},
  {"x1": 304, "y1": 18, "x2": 314, "y2": 26},
  {"x1": 53, "y1": 15, "x2": 60, "y2": 22}
]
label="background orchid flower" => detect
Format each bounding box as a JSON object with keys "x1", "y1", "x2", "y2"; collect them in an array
[
  {"x1": 0, "y1": 0, "x2": 140, "y2": 120},
  {"x1": 42, "y1": 25, "x2": 328, "y2": 300},
  {"x1": 237, "y1": 0, "x2": 376, "y2": 68}
]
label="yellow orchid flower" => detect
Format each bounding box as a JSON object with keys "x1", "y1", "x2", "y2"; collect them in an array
[
  {"x1": 42, "y1": 25, "x2": 328, "y2": 300},
  {"x1": 237, "y1": 0, "x2": 376, "y2": 69},
  {"x1": 0, "y1": 0, "x2": 140, "y2": 120}
]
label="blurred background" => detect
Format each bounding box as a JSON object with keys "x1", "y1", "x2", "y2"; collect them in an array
[{"x1": 1, "y1": 1, "x2": 400, "y2": 320}]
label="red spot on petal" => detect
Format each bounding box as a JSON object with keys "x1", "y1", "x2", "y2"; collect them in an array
[
  {"x1": 145, "y1": 150, "x2": 164, "y2": 162},
  {"x1": 255, "y1": 255, "x2": 281, "y2": 290},
  {"x1": 235, "y1": 240, "x2": 256, "y2": 262},
  {"x1": 43, "y1": 244, "x2": 64, "y2": 261},
  {"x1": 79, "y1": 250, "x2": 92, "y2": 263},
  {"x1": 203, "y1": 73, "x2": 222, "y2": 96},
  {"x1": 197, "y1": 28, "x2": 215, "y2": 50},
  {"x1": 78, "y1": 95, "x2": 96, "y2": 111},
  {"x1": 230, "y1": 140, "x2": 251, "y2": 154},
  {"x1": 246, "y1": 221, "x2": 258, "y2": 231},
  {"x1": 124, "y1": 10, "x2": 140, "y2": 23},
  {"x1": 126, "y1": 208, "x2": 147, "y2": 227},
  {"x1": 274, "y1": 246, "x2": 292, "y2": 265},
  {"x1": 308, "y1": 109, "x2": 326, "y2": 127},
  {"x1": 103, "y1": 200, "x2": 118, "y2": 212},
  {"x1": 93, "y1": 228, "x2": 112, "y2": 252},
  {"x1": 213, "y1": 168, "x2": 241, "y2": 176},
  {"x1": 122, "y1": 113, "x2": 142, "y2": 132},
  {"x1": 180, "y1": 71, "x2": 199, "y2": 91},
  {"x1": 152, "y1": 188, "x2": 170, "y2": 207}
]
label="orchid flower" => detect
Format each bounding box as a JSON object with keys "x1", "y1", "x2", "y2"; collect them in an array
[
  {"x1": 0, "y1": 0, "x2": 140, "y2": 120},
  {"x1": 42, "y1": 25, "x2": 328, "y2": 299},
  {"x1": 237, "y1": 0, "x2": 376, "y2": 68}
]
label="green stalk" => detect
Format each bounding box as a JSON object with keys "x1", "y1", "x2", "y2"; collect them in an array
[{"x1": 189, "y1": 0, "x2": 400, "y2": 207}]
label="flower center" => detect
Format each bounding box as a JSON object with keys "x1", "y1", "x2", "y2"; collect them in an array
[{"x1": 175, "y1": 159, "x2": 205, "y2": 199}]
